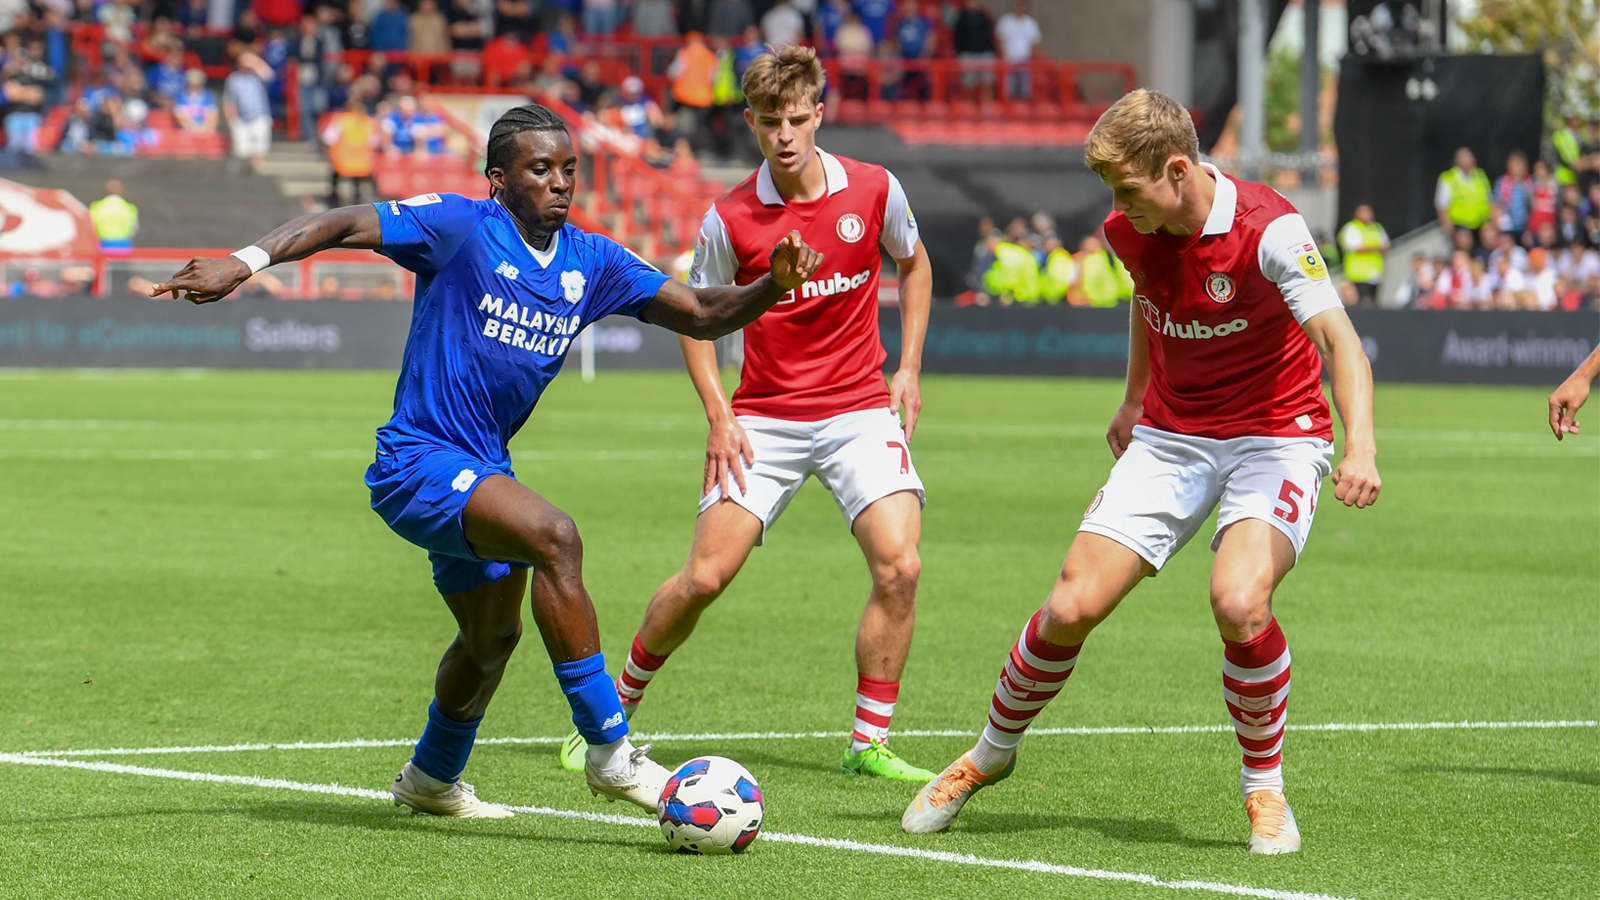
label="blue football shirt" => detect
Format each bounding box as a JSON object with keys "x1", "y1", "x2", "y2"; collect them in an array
[{"x1": 373, "y1": 192, "x2": 670, "y2": 466}]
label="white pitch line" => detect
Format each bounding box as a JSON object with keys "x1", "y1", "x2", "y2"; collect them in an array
[
  {"x1": 0, "y1": 752, "x2": 1359, "y2": 900},
  {"x1": 0, "y1": 448, "x2": 704, "y2": 462},
  {"x1": 16, "y1": 719, "x2": 1595, "y2": 759}
]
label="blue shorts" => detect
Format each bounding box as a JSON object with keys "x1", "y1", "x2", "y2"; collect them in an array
[{"x1": 365, "y1": 441, "x2": 528, "y2": 595}]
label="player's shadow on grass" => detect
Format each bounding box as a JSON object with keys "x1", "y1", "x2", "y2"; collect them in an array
[
  {"x1": 1406, "y1": 765, "x2": 1600, "y2": 787},
  {"x1": 833, "y1": 810, "x2": 1234, "y2": 849},
  {"x1": 242, "y1": 800, "x2": 659, "y2": 851},
  {"x1": 0, "y1": 807, "x2": 222, "y2": 827},
  {"x1": 668, "y1": 746, "x2": 830, "y2": 776}
]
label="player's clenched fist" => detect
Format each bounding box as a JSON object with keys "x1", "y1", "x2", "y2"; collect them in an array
[
  {"x1": 149, "y1": 256, "x2": 254, "y2": 304},
  {"x1": 768, "y1": 230, "x2": 823, "y2": 290},
  {"x1": 1332, "y1": 453, "x2": 1381, "y2": 508}
]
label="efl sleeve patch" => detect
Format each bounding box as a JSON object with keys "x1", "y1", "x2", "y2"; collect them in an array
[
  {"x1": 1259, "y1": 214, "x2": 1343, "y2": 325},
  {"x1": 1296, "y1": 248, "x2": 1327, "y2": 280}
]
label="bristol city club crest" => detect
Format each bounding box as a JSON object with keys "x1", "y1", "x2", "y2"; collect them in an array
[
  {"x1": 560, "y1": 269, "x2": 586, "y2": 304},
  {"x1": 835, "y1": 213, "x2": 865, "y2": 243},
  {"x1": 1205, "y1": 272, "x2": 1237, "y2": 303}
]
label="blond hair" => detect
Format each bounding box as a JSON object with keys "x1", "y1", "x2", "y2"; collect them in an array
[
  {"x1": 741, "y1": 44, "x2": 826, "y2": 113},
  {"x1": 1083, "y1": 89, "x2": 1199, "y2": 178}
]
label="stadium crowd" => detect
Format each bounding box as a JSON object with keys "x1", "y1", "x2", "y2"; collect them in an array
[
  {"x1": 961, "y1": 212, "x2": 1134, "y2": 308},
  {"x1": 1400, "y1": 139, "x2": 1600, "y2": 311},
  {"x1": 0, "y1": 0, "x2": 1042, "y2": 164}
]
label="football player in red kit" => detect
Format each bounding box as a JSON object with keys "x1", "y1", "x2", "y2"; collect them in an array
[
  {"x1": 559, "y1": 45, "x2": 938, "y2": 781},
  {"x1": 903, "y1": 89, "x2": 1382, "y2": 852}
]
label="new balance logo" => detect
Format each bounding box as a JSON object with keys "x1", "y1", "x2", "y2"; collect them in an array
[
  {"x1": 495, "y1": 261, "x2": 519, "y2": 281},
  {"x1": 601, "y1": 712, "x2": 625, "y2": 730}
]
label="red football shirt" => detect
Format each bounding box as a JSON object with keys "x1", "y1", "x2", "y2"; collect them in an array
[
  {"x1": 688, "y1": 149, "x2": 921, "y2": 421},
  {"x1": 1105, "y1": 165, "x2": 1344, "y2": 441}
]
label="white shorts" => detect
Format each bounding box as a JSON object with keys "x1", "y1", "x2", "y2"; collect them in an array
[
  {"x1": 699, "y1": 408, "x2": 926, "y2": 544},
  {"x1": 231, "y1": 117, "x2": 272, "y2": 158},
  {"x1": 1079, "y1": 425, "x2": 1334, "y2": 571}
]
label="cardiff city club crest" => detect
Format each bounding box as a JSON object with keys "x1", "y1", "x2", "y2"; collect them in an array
[
  {"x1": 836, "y1": 213, "x2": 865, "y2": 243},
  {"x1": 560, "y1": 269, "x2": 586, "y2": 304},
  {"x1": 1205, "y1": 272, "x2": 1236, "y2": 303}
]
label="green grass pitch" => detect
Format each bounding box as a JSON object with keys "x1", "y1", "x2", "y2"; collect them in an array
[{"x1": 0, "y1": 368, "x2": 1594, "y2": 900}]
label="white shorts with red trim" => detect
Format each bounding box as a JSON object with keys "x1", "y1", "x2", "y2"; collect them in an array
[
  {"x1": 1078, "y1": 425, "x2": 1334, "y2": 571},
  {"x1": 699, "y1": 408, "x2": 926, "y2": 544}
]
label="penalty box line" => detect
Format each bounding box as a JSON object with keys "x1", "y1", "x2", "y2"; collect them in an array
[
  {"x1": 0, "y1": 752, "x2": 1361, "y2": 900},
  {"x1": 15, "y1": 719, "x2": 1597, "y2": 760}
]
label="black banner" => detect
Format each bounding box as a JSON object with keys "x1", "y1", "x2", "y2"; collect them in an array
[
  {"x1": 1347, "y1": 309, "x2": 1597, "y2": 385},
  {"x1": 1335, "y1": 54, "x2": 1546, "y2": 234}
]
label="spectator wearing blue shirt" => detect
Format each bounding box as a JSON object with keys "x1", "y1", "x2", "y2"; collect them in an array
[
  {"x1": 384, "y1": 95, "x2": 448, "y2": 155},
  {"x1": 148, "y1": 49, "x2": 188, "y2": 109},
  {"x1": 894, "y1": 0, "x2": 934, "y2": 100},
  {"x1": 547, "y1": 13, "x2": 579, "y2": 54},
  {"x1": 370, "y1": 0, "x2": 412, "y2": 52},
  {"x1": 734, "y1": 25, "x2": 767, "y2": 81},
  {"x1": 853, "y1": 0, "x2": 896, "y2": 45},
  {"x1": 174, "y1": 69, "x2": 220, "y2": 132},
  {"x1": 262, "y1": 27, "x2": 293, "y2": 107},
  {"x1": 813, "y1": 0, "x2": 848, "y2": 53},
  {"x1": 616, "y1": 75, "x2": 666, "y2": 140},
  {"x1": 40, "y1": 8, "x2": 69, "y2": 109}
]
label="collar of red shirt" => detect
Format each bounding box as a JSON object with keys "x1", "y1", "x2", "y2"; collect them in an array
[
  {"x1": 755, "y1": 148, "x2": 850, "y2": 207},
  {"x1": 1198, "y1": 161, "x2": 1238, "y2": 236}
]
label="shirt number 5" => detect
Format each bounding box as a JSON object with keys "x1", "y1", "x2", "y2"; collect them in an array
[{"x1": 1273, "y1": 479, "x2": 1305, "y2": 524}]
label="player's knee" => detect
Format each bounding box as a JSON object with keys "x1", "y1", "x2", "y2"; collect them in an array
[
  {"x1": 680, "y1": 561, "x2": 732, "y2": 605},
  {"x1": 1040, "y1": 594, "x2": 1099, "y2": 638},
  {"x1": 871, "y1": 547, "x2": 920, "y2": 603},
  {"x1": 1209, "y1": 584, "x2": 1272, "y2": 633},
  {"x1": 464, "y1": 621, "x2": 522, "y2": 673},
  {"x1": 525, "y1": 511, "x2": 582, "y2": 566}
]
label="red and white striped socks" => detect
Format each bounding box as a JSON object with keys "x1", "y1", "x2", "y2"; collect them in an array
[
  {"x1": 1223, "y1": 618, "x2": 1291, "y2": 794},
  {"x1": 614, "y1": 634, "x2": 668, "y2": 713},
  {"x1": 970, "y1": 610, "x2": 1082, "y2": 774},
  {"x1": 850, "y1": 675, "x2": 901, "y2": 753}
]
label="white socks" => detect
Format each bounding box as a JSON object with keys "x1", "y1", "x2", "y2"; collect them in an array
[
  {"x1": 1241, "y1": 763, "x2": 1285, "y2": 796},
  {"x1": 586, "y1": 735, "x2": 634, "y2": 771},
  {"x1": 968, "y1": 732, "x2": 1017, "y2": 775}
]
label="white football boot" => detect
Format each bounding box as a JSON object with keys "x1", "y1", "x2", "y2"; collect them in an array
[
  {"x1": 585, "y1": 741, "x2": 671, "y2": 812},
  {"x1": 901, "y1": 751, "x2": 1015, "y2": 834},
  {"x1": 391, "y1": 762, "x2": 514, "y2": 818},
  {"x1": 1244, "y1": 789, "x2": 1301, "y2": 854}
]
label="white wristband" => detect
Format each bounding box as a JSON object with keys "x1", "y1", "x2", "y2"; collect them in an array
[{"x1": 230, "y1": 245, "x2": 271, "y2": 274}]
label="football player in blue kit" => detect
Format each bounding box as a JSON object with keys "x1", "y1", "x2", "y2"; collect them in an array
[{"x1": 150, "y1": 104, "x2": 823, "y2": 818}]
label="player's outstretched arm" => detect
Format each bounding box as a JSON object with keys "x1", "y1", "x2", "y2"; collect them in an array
[
  {"x1": 1107, "y1": 301, "x2": 1151, "y2": 459},
  {"x1": 890, "y1": 241, "x2": 932, "y2": 441},
  {"x1": 149, "y1": 205, "x2": 384, "y2": 304},
  {"x1": 642, "y1": 231, "x2": 822, "y2": 340},
  {"x1": 1548, "y1": 343, "x2": 1600, "y2": 440},
  {"x1": 677, "y1": 334, "x2": 754, "y2": 497},
  {"x1": 1302, "y1": 309, "x2": 1381, "y2": 508}
]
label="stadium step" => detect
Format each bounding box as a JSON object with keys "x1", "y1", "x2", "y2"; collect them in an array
[
  {"x1": 12, "y1": 154, "x2": 306, "y2": 248},
  {"x1": 257, "y1": 146, "x2": 334, "y2": 201}
]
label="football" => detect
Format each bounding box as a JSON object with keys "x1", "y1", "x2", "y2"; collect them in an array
[{"x1": 656, "y1": 756, "x2": 765, "y2": 855}]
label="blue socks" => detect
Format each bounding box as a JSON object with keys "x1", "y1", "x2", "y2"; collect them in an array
[
  {"x1": 410, "y1": 700, "x2": 481, "y2": 784},
  {"x1": 555, "y1": 652, "x2": 630, "y2": 745}
]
